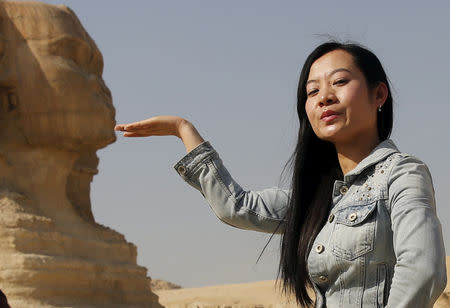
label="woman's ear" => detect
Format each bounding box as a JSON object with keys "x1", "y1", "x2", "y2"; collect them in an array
[{"x1": 374, "y1": 82, "x2": 388, "y2": 109}]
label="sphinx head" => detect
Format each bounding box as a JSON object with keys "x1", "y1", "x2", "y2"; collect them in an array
[
  {"x1": 0, "y1": 1, "x2": 116, "y2": 152},
  {"x1": 0, "y1": 2, "x2": 117, "y2": 223}
]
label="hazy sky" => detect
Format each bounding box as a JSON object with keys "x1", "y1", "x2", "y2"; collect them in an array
[{"x1": 42, "y1": 0, "x2": 450, "y2": 288}]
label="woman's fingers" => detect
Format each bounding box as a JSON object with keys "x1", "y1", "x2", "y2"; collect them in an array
[
  {"x1": 114, "y1": 124, "x2": 126, "y2": 131},
  {"x1": 115, "y1": 116, "x2": 182, "y2": 137},
  {"x1": 116, "y1": 121, "x2": 150, "y2": 131},
  {"x1": 123, "y1": 132, "x2": 150, "y2": 137},
  {"x1": 124, "y1": 119, "x2": 154, "y2": 130}
]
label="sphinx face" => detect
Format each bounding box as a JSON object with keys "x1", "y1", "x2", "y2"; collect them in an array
[{"x1": 2, "y1": 2, "x2": 116, "y2": 151}]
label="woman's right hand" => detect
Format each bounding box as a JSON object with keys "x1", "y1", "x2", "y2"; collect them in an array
[{"x1": 114, "y1": 116, "x2": 205, "y2": 153}]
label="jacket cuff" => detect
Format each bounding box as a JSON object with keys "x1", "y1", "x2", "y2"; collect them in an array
[{"x1": 173, "y1": 141, "x2": 217, "y2": 179}]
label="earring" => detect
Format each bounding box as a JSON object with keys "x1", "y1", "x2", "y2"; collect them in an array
[{"x1": 378, "y1": 106, "x2": 382, "y2": 112}]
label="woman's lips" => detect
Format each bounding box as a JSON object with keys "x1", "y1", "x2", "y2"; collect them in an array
[{"x1": 320, "y1": 110, "x2": 340, "y2": 123}]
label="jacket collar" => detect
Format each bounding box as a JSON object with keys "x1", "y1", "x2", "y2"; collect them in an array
[{"x1": 343, "y1": 139, "x2": 399, "y2": 183}]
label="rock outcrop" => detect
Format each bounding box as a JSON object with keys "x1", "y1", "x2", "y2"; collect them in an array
[
  {"x1": 0, "y1": 1, "x2": 160, "y2": 307},
  {"x1": 150, "y1": 280, "x2": 182, "y2": 292}
]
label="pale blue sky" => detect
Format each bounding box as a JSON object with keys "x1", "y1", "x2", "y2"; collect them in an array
[{"x1": 42, "y1": 0, "x2": 450, "y2": 287}]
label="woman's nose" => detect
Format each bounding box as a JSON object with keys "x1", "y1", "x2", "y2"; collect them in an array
[{"x1": 319, "y1": 90, "x2": 337, "y2": 107}]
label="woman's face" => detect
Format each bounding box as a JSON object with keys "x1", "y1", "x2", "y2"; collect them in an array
[{"x1": 305, "y1": 49, "x2": 382, "y2": 146}]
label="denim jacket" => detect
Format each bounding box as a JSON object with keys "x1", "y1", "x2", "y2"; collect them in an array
[{"x1": 174, "y1": 139, "x2": 447, "y2": 308}]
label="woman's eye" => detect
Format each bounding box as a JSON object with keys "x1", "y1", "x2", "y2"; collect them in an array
[
  {"x1": 334, "y1": 79, "x2": 348, "y2": 85},
  {"x1": 307, "y1": 89, "x2": 318, "y2": 96}
]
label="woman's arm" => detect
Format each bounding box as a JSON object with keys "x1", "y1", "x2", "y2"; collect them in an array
[
  {"x1": 386, "y1": 155, "x2": 447, "y2": 308},
  {"x1": 174, "y1": 141, "x2": 288, "y2": 233},
  {"x1": 115, "y1": 116, "x2": 289, "y2": 234}
]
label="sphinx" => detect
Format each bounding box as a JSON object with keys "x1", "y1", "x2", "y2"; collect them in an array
[{"x1": 0, "y1": 1, "x2": 160, "y2": 307}]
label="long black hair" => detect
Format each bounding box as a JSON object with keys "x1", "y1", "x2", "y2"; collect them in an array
[
  {"x1": 0, "y1": 289, "x2": 10, "y2": 308},
  {"x1": 279, "y1": 41, "x2": 393, "y2": 306}
]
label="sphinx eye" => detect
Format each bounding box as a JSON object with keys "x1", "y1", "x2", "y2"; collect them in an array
[{"x1": 47, "y1": 37, "x2": 93, "y2": 70}]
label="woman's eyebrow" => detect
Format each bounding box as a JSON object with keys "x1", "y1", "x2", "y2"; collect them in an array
[
  {"x1": 306, "y1": 68, "x2": 352, "y2": 86},
  {"x1": 328, "y1": 68, "x2": 352, "y2": 76}
]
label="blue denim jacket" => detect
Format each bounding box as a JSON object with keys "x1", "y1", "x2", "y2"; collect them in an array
[{"x1": 174, "y1": 139, "x2": 447, "y2": 308}]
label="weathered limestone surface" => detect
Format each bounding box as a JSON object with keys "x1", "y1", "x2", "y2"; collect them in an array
[
  {"x1": 0, "y1": 1, "x2": 160, "y2": 307},
  {"x1": 150, "y1": 280, "x2": 182, "y2": 292}
]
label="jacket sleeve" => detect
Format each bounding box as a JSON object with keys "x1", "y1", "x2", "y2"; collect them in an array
[
  {"x1": 386, "y1": 155, "x2": 447, "y2": 308},
  {"x1": 174, "y1": 141, "x2": 289, "y2": 234}
]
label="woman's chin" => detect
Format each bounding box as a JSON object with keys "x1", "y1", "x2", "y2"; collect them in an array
[
  {"x1": 316, "y1": 131, "x2": 340, "y2": 143},
  {"x1": 316, "y1": 124, "x2": 348, "y2": 142}
]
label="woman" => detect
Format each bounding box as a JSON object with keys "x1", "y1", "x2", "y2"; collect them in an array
[{"x1": 115, "y1": 42, "x2": 447, "y2": 307}]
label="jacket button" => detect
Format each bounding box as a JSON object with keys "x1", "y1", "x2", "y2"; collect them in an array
[
  {"x1": 315, "y1": 244, "x2": 324, "y2": 254},
  {"x1": 339, "y1": 185, "x2": 348, "y2": 195},
  {"x1": 348, "y1": 212, "x2": 357, "y2": 221},
  {"x1": 177, "y1": 165, "x2": 186, "y2": 175},
  {"x1": 328, "y1": 214, "x2": 334, "y2": 223},
  {"x1": 319, "y1": 275, "x2": 328, "y2": 282}
]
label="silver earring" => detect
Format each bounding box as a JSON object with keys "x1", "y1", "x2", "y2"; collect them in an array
[{"x1": 378, "y1": 106, "x2": 382, "y2": 112}]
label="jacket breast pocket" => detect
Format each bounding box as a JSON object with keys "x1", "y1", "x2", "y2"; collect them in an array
[{"x1": 331, "y1": 201, "x2": 377, "y2": 261}]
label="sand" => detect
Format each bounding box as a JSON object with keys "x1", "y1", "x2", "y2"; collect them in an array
[{"x1": 155, "y1": 257, "x2": 450, "y2": 308}]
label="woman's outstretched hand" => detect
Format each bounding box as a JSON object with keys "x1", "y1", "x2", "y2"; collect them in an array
[
  {"x1": 115, "y1": 116, "x2": 205, "y2": 153},
  {"x1": 115, "y1": 115, "x2": 185, "y2": 138}
]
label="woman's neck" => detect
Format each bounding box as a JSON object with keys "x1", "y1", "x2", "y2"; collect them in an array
[{"x1": 335, "y1": 132, "x2": 380, "y2": 175}]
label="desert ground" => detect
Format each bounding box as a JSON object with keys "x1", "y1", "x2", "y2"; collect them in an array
[{"x1": 155, "y1": 257, "x2": 450, "y2": 308}]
